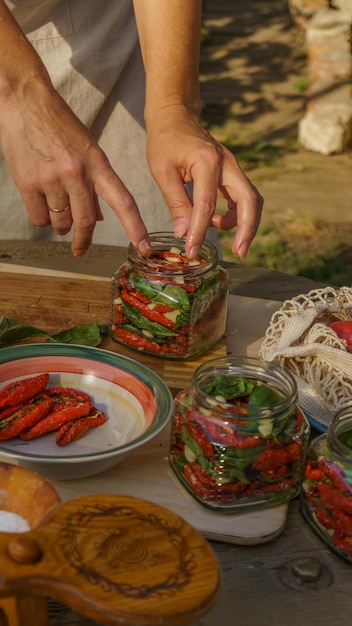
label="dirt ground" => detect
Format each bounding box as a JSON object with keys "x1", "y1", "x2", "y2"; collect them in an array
[{"x1": 200, "y1": 0, "x2": 352, "y2": 284}]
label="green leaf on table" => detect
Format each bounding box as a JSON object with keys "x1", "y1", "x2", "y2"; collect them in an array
[
  {"x1": 48, "y1": 321, "x2": 102, "y2": 346},
  {"x1": 0, "y1": 315, "x2": 104, "y2": 347},
  {"x1": 0, "y1": 322, "x2": 51, "y2": 344}
]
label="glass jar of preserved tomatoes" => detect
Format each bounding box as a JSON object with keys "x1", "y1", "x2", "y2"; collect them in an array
[
  {"x1": 110, "y1": 233, "x2": 229, "y2": 359},
  {"x1": 169, "y1": 356, "x2": 310, "y2": 512},
  {"x1": 300, "y1": 406, "x2": 352, "y2": 563}
]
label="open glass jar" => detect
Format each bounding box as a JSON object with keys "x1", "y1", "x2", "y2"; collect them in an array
[
  {"x1": 110, "y1": 233, "x2": 229, "y2": 359},
  {"x1": 169, "y1": 356, "x2": 310, "y2": 512},
  {"x1": 300, "y1": 405, "x2": 352, "y2": 563}
]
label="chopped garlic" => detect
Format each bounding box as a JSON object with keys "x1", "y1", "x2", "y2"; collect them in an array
[
  {"x1": 170, "y1": 246, "x2": 182, "y2": 254},
  {"x1": 188, "y1": 260, "x2": 201, "y2": 266},
  {"x1": 164, "y1": 309, "x2": 180, "y2": 323}
]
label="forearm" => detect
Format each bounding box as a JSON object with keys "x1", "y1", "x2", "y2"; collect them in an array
[
  {"x1": 132, "y1": 0, "x2": 202, "y2": 124},
  {"x1": 0, "y1": 1, "x2": 51, "y2": 102}
]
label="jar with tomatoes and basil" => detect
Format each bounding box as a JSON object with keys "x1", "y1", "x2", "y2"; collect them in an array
[
  {"x1": 300, "y1": 405, "x2": 352, "y2": 563},
  {"x1": 110, "y1": 233, "x2": 229, "y2": 359},
  {"x1": 169, "y1": 356, "x2": 310, "y2": 512}
]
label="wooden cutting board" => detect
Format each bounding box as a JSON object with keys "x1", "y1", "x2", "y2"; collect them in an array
[
  {"x1": 52, "y1": 422, "x2": 288, "y2": 546},
  {"x1": 0, "y1": 266, "x2": 287, "y2": 545},
  {"x1": 0, "y1": 267, "x2": 226, "y2": 391}
]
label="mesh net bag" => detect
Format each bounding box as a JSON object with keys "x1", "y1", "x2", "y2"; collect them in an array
[{"x1": 260, "y1": 286, "x2": 352, "y2": 429}]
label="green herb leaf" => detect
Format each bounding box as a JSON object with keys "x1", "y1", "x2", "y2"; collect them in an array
[
  {"x1": 248, "y1": 384, "x2": 282, "y2": 407},
  {"x1": 121, "y1": 302, "x2": 177, "y2": 337},
  {"x1": 0, "y1": 315, "x2": 104, "y2": 347},
  {"x1": 48, "y1": 321, "x2": 103, "y2": 346},
  {"x1": 0, "y1": 323, "x2": 51, "y2": 344}
]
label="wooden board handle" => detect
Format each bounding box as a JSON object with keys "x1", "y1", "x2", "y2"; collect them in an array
[{"x1": 0, "y1": 494, "x2": 221, "y2": 626}]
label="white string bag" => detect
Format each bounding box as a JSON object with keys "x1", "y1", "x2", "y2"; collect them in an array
[{"x1": 260, "y1": 286, "x2": 352, "y2": 429}]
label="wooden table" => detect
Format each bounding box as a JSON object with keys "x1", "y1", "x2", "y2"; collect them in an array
[{"x1": 0, "y1": 241, "x2": 350, "y2": 626}]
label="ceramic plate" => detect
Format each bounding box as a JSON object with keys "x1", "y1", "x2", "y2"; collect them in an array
[{"x1": 0, "y1": 344, "x2": 173, "y2": 479}]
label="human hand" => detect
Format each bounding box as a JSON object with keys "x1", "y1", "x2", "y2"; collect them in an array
[
  {"x1": 0, "y1": 81, "x2": 151, "y2": 257},
  {"x1": 145, "y1": 105, "x2": 263, "y2": 259}
]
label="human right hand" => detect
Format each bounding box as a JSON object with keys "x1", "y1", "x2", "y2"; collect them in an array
[{"x1": 0, "y1": 79, "x2": 151, "y2": 257}]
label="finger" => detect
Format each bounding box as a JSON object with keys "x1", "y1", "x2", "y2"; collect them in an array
[
  {"x1": 21, "y1": 192, "x2": 52, "y2": 227},
  {"x1": 184, "y1": 165, "x2": 219, "y2": 259},
  {"x1": 66, "y1": 189, "x2": 98, "y2": 257},
  {"x1": 152, "y1": 169, "x2": 193, "y2": 239},
  {"x1": 221, "y1": 182, "x2": 263, "y2": 259},
  {"x1": 21, "y1": 191, "x2": 73, "y2": 234},
  {"x1": 95, "y1": 169, "x2": 151, "y2": 256},
  {"x1": 46, "y1": 195, "x2": 73, "y2": 235},
  {"x1": 212, "y1": 207, "x2": 238, "y2": 231}
]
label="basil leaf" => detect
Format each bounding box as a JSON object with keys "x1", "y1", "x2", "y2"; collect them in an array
[
  {"x1": 48, "y1": 321, "x2": 103, "y2": 346},
  {"x1": 121, "y1": 302, "x2": 177, "y2": 337},
  {"x1": 0, "y1": 315, "x2": 104, "y2": 347},
  {"x1": 156, "y1": 284, "x2": 190, "y2": 311},
  {"x1": 0, "y1": 324, "x2": 51, "y2": 344},
  {"x1": 0, "y1": 316, "x2": 17, "y2": 334},
  {"x1": 248, "y1": 384, "x2": 282, "y2": 407}
]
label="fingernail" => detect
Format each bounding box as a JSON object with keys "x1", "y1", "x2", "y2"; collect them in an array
[
  {"x1": 238, "y1": 241, "x2": 249, "y2": 259},
  {"x1": 174, "y1": 218, "x2": 188, "y2": 238},
  {"x1": 189, "y1": 244, "x2": 200, "y2": 260},
  {"x1": 138, "y1": 238, "x2": 151, "y2": 256},
  {"x1": 72, "y1": 247, "x2": 85, "y2": 257}
]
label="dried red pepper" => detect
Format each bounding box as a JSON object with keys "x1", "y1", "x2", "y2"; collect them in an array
[
  {"x1": 56, "y1": 406, "x2": 106, "y2": 446},
  {"x1": 252, "y1": 441, "x2": 302, "y2": 471},
  {"x1": 20, "y1": 387, "x2": 92, "y2": 440},
  {"x1": 0, "y1": 393, "x2": 52, "y2": 440},
  {"x1": 0, "y1": 375, "x2": 106, "y2": 446},
  {"x1": 0, "y1": 373, "x2": 49, "y2": 409}
]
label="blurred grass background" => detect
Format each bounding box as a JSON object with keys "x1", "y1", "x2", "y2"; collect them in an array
[{"x1": 200, "y1": 0, "x2": 352, "y2": 288}]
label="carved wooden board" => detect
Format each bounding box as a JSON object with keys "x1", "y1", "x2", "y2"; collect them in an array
[{"x1": 0, "y1": 493, "x2": 221, "y2": 626}]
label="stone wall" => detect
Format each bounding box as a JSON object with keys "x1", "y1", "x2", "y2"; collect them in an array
[{"x1": 289, "y1": 0, "x2": 352, "y2": 154}]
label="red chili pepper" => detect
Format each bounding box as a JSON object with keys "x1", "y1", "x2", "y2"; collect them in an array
[
  {"x1": 314, "y1": 504, "x2": 337, "y2": 531},
  {"x1": 246, "y1": 476, "x2": 299, "y2": 495},
  {"x1": 260, "y1": 465, "x2": 288, "y2": 480},
  {"x1": 0, "y1": 393, "x2": 52, "y2": 440},
  {"x1": 20, "y1": 387, "x2": 92, "y2": 440},
  {"x1": 183, "y1": 421, "x2": 214, "y2": 460},
  {"x1": 313, "y1": 502, "x2": 352, "y2": 537},
  {"x1": 252, "y1": 441, "x2": 302, "y2": 471},
  {"x1": 154, "y1": 303, "x2": 173, "y2": 313},
  {"x1": 0, "y1": 373, "x2": 49, "y2": 409},
  {"x1": 56, "y1": 406, "x2": 106, "y2": 446},
  {"x1": 190, "y1": 409, "x2": 262, "y2": 448},
  {"x1": 318, "y1": 459, "x2": 350, "y2": 492},
  {"x1": 113, "y1": 304, "x2": 128, "y2": 326},
  {"x1": 305, "y1": 459, "x2": 325, "y2": 482},
  {"x1": 317, "y1": 482, "x2": 352, "y2": 516},
  {"x1": 46, "y1": 387, "x2": 91, "y2": 404},
  {"x1": 332, "y1": 531, "x2": 352, "y2": 555},
  {"x1": 121, "y1": 288, "x2": 176, "y2": 328},
  {"x1": 112, "y1": 327, "x2": 185, "y2": 355}
]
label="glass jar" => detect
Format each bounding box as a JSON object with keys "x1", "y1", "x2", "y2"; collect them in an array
[
  {"x1": 300, "y1": 405, "x2": 352, "y2": 563},
  {"x1": 169, "y1": 356, "x2": 310, "y2": 512},
  {"x1": 110, "y1": 232, "x2": 229, "y2": 360}
]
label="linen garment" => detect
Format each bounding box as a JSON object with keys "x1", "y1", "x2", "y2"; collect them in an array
[{"x1": 1, "y1": 0, "x2": 173, "y2": 245}]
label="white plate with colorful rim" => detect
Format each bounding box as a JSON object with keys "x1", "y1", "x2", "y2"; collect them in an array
[{"x1": 0, "y1": 344, "x2": 173, "y2": 479}]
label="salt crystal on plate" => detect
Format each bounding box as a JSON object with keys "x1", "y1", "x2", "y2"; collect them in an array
[{"x1": 0, "y1": 510, "x2": 30, "y2": 532}]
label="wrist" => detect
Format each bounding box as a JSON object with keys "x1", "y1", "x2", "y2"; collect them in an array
[{"x1": 144, "y1": 99, "x2": 202, "y2": 131}]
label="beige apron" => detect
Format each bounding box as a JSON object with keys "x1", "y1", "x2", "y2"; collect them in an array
[{"x1": 1, "y1": 0, "x2": 173, "y2": 245}]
